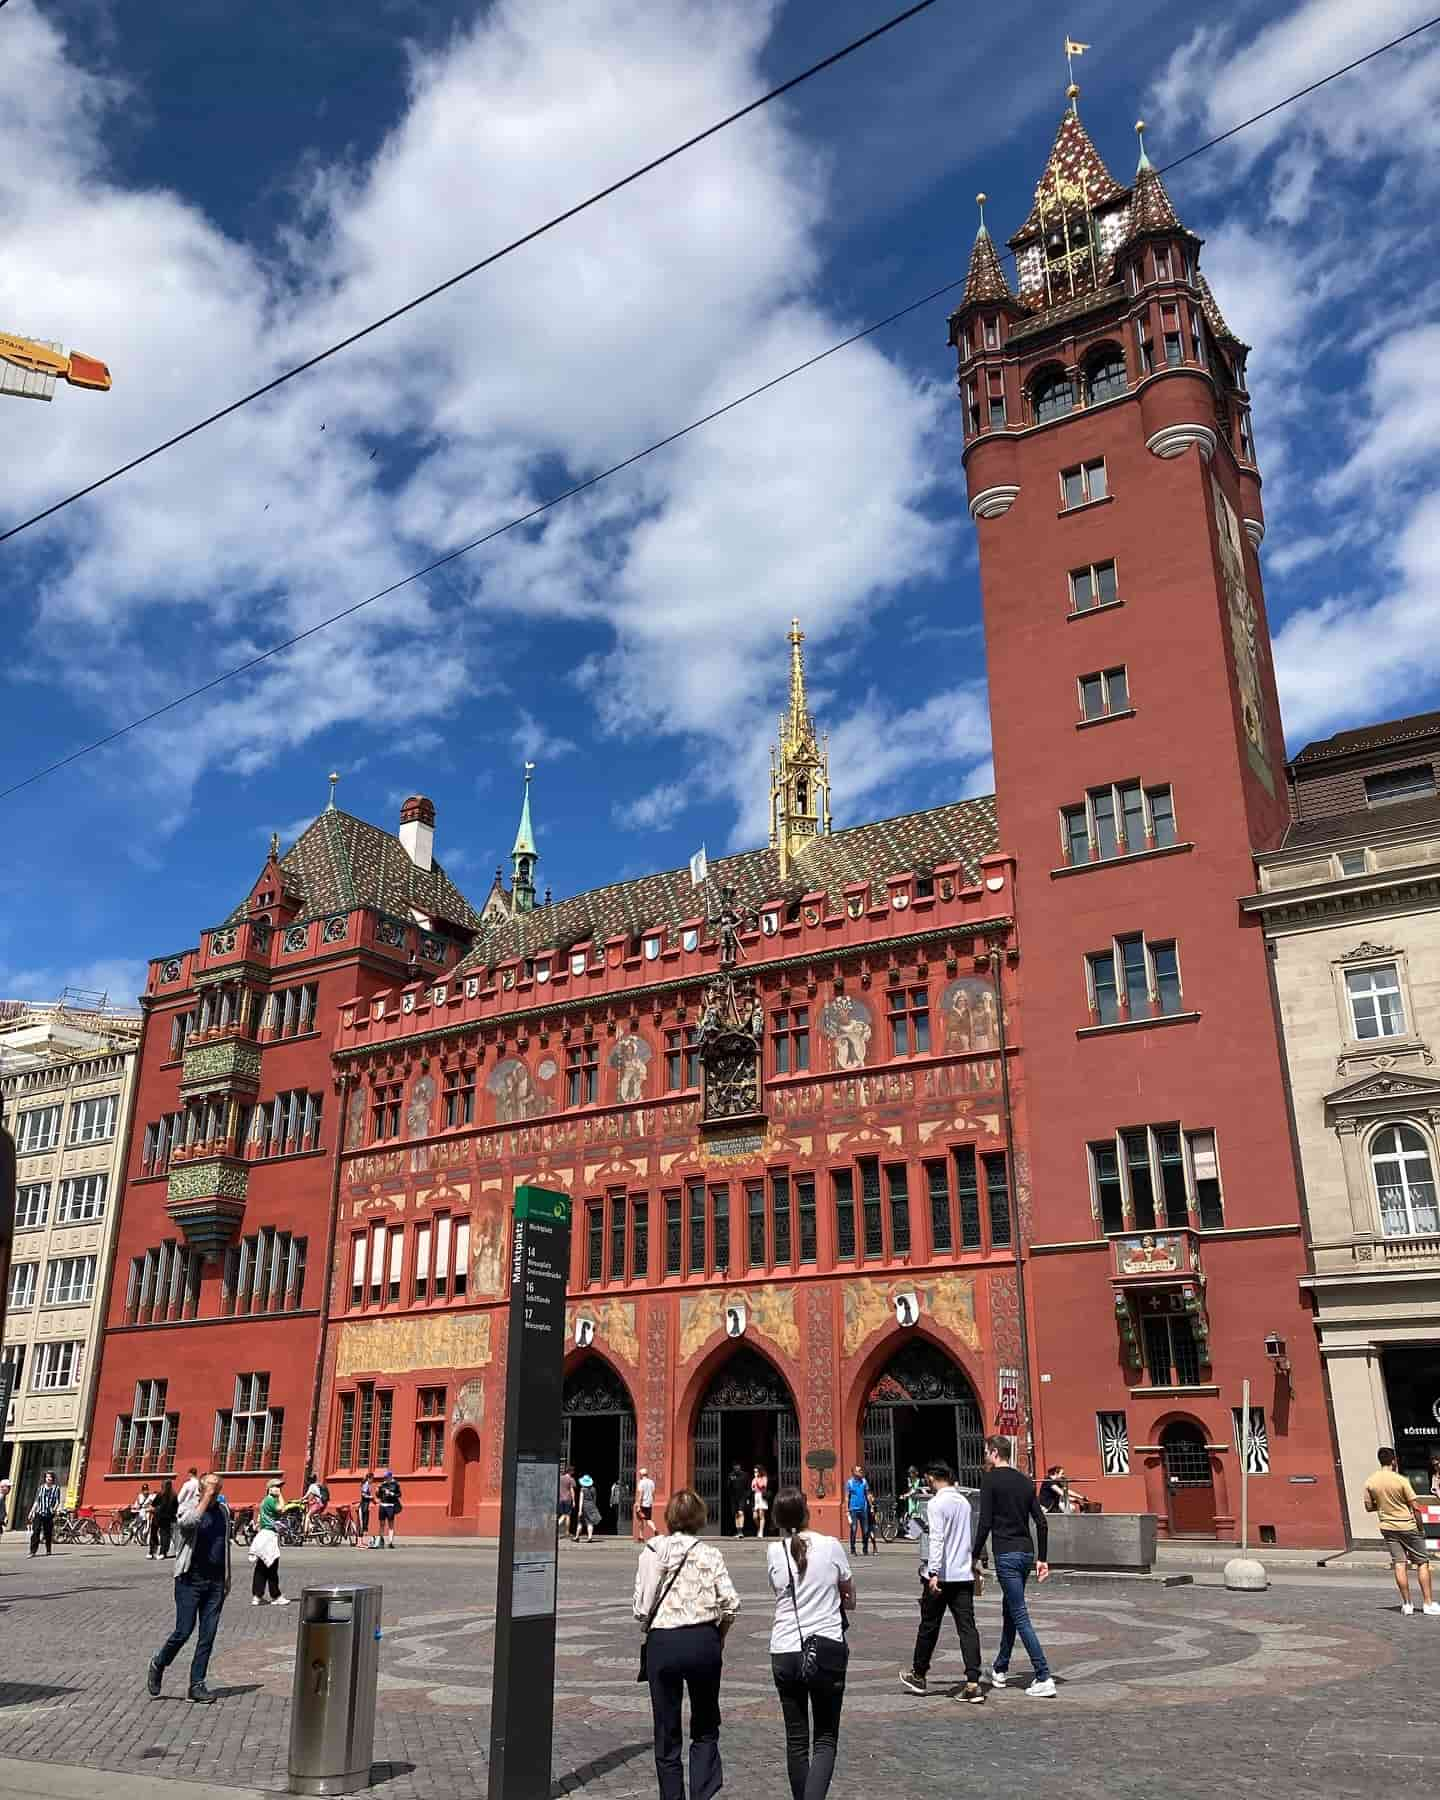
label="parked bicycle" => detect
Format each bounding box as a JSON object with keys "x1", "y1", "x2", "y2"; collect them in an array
[
  {"x1": 229, "y1": 1503, "x2": 257, "y2": 1546},
  {"x1": 54, "y1": 1508, "x2": 105, "y2": 1545},
  {"x1": 870, "y1": 1503, "x2": 901, "y2": 1544},
  {"x1": 319, "y1": 1504, "x2": 360, "y2": 1547},
  {"x1": 107, "y1": 1507, "x2": 147, "y2": 1547}
]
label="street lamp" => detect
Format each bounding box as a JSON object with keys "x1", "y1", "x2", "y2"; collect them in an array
[{"x1": 0, "y1": 329, "x2": 112, "y2": 403}]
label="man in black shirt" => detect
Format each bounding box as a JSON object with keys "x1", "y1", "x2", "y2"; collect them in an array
[{"x1": 971, "y1": 1435, "x2": 1055, "y2": 1697}]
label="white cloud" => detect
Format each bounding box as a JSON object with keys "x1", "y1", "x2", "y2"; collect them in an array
[
  {"x1": 0, "y1": 955, "x2": 149, "y2": 1009},
  {"x1": 4, "y1": 0, "x2": 952, "y2": 847},
  {"x1": 614, "y1": 781, "x2": 689, "y2": 832},
  {"x1": 511, "y1": 708, "x2": 578, "y2": 763}
]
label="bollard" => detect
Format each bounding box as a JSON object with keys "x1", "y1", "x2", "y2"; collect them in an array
[{"x1": 288, "y1": 1584, "x2": 382, "y2": 1796}]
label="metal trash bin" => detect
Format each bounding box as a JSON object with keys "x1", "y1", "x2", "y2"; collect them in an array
[{"x1": 288, "y1": 1584, "x2": 382, "y2": 1796}]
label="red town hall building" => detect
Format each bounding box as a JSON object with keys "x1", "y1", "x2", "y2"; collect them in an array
[{"x1": 82, "y1": 100, "x2": 1345, "y2": 1546}]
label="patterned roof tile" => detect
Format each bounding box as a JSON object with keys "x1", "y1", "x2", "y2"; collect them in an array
[{"x1": 1009, "y1": 110, "x2": 1126, "y2": 246}]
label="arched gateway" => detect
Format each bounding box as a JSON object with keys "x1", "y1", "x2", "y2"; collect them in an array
[
  {"x1": 862, "y1": 1339, "x2": 985, "y2": 1504},
  {"x1": 694, "y1": 1347, "x2": 800, "y2": 1534},
  {"x1": 561, "y1": 1357, "x2": 636, "y2": 1534}
]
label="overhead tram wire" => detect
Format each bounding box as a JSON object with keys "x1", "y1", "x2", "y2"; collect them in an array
[
  {"x1": 3, "y1": 12, "x2": 1438, "y2": 806},
  {"x1": 0, "y1": 0, "x2": 944, "y2": 551}
]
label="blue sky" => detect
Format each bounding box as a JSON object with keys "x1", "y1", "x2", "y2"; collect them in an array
[{"x1": 2, "y1": 0, "x2": 1438, "y2": 1005}]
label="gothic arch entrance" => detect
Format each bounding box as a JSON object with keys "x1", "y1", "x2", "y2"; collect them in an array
[
  {"x1": 693, "y1": 1346, "x2": 800, "y2": 1535},
  {"x1": 862, "y1": 1338, "x2": 985, "y2": 1505},
  {"x1": 561, "y1": 1357, "x2": 636, "y2": 1535}
]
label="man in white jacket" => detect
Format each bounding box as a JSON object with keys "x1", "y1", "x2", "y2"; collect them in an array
[{"x1": 899, "y1": 1459, "x2": 984, "y2": 1704}]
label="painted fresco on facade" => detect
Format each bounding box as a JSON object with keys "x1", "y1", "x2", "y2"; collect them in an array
[
  {"x1": 488, "y1": 1056, "x2": 552, "y2": 1123},
  {"x1": 563, "y1": 1299, "x2": 640, "y2": 1367},
  {"x1": 841, "y1": 1274, "x2": 979, "y2": 1360},
  {"x1": 939, "y1": 978, "x2": 999, "y2": 1054},
  {"x1": 335, "y1": 1312, "x2": 493, "y2": 1378},
  {"x1": 609, "y1": 1033, "x2": 652, "y2": 1103},
  {"x1": 406, "y1": 1071, "x2": 437, "y2": 1139},
  {"x1": 819, "y1": 996, "x2": 873, "y2": 1069},
  {"x1": 678, "y1": 1285, "x2": 800, "y2": 1365}
]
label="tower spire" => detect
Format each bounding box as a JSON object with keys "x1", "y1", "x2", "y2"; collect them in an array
[
  {"x1": 511, "y1": 762, "x2": 537, "y2": 913},
  {"x1": 770, "y1": 619, "x2": 831, "y2": 879},
  {"x1": 962, "y1": 192, "x2": 1014, "y2": 305}
]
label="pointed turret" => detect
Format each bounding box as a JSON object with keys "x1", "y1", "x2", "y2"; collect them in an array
[
  {"x1": 1007, "y1": 99, "x2": 1130, "y2": 311},
  {"x1": 510, "y1": 763, "x2": 538, "y2": 914},
  {"x1": 962, "y1": 194, "x2": 1014, "y2": 306},
  {"x1": 769, "y1": 619, "x2": 831, "y2": 880},
  {"x1": 1129, "y1": 120, "x2": 1186, "y2": 237},
  {"x1": 1010, "y1": 105, "x2": 1125, "y2": 245}
]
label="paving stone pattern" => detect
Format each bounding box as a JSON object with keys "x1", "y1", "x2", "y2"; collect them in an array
[{"x1": 0, "y1": 1537, "x2": 1436, "y2": 1799}]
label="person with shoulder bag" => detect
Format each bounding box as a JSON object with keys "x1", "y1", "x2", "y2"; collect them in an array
[
  {"x1": 767, "y1": 1487, "x2": 855, "y2": 1800},
  {"x1": 632, "y1": 1489, "x2": 740, "y2": 1800}
]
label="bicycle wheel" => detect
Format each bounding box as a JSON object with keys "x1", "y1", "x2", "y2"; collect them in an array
[
  {"x1": 880, "y1": 1511, "x2": 900, "y2": 1544},
  {"x1": 107, "y1": 1516, "x2": 128, "y2": 1546},
  {"x1": 81, "y1": 1519, "x2": 104, "y2": 1545}
]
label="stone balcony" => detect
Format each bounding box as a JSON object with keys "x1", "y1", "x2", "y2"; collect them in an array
[
  {"x1": 165, "y1": 1155, "x2": 249, "y2": 1258},
  {"x1": 1314, "y1": 1232, "x2": 1440, "y2": 1273}
]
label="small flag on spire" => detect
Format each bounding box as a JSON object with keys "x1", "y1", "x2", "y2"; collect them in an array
[
  {"x1": 689, "y1": 845, "x2": 708, "y2": 888},
  {"x1": 1064, "y1": 37, "x2": 1090, "y2": 55}
]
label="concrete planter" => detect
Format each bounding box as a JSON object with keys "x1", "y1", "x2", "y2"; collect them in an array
[{"x1": 1046, "y1": 1512, "x2": 1158, "y2": 1573}]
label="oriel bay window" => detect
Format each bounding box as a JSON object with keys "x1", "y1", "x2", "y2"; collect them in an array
[
  {"x1": 1086, "y1": 935, "x2": 1183, "y2": 1024},
  {"x1": 1142, "y1": 1311, "x2": 1204, "y2": 1388},
  {"x1": 1090, "y1": 1125, "x2": 1224, "y2": 1233}
]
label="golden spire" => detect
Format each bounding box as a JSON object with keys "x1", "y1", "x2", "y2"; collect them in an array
[{"x1": 770, "y1": 617, "x2": 831, "y2": 879}]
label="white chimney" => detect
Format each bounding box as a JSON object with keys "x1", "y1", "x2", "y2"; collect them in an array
[{"x1": 399, "y1": 795, "x2": 435, "y2": 871}]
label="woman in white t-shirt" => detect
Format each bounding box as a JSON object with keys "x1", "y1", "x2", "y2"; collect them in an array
[{"x1": 766, "y1": 1488, "x2": 856, "y2": 1800}]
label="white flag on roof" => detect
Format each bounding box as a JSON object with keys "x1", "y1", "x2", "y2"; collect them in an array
[{"x1": 689, "y1": 845, "x2": 708, "y2": 888}]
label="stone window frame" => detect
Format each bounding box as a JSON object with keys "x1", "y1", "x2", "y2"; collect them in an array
[
  {"x1": 1324, "y1": 1075, "x2": 1440, "y2": 1249},
  {"x1": 1362, "y1": 1116, "x2": 1440, "y2": 1240},
  {"x1": 1330, "y1": 943, "x2": 1428, "y2": 1074}
]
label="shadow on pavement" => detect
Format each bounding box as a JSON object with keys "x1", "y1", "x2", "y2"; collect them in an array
[
  {"x1": 551, "y1": 1741, "x2": 650, "y2": 1795},
  {"x1": 0, "y1": 1684, "x2": 77, "y2": 1707},
  {"x1": 369, "y1": 1762, "x2": 418, "y2": 1786}
]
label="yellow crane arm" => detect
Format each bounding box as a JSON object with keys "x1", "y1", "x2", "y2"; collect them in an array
[{"x1": 0, "y1": 329, "x2": 111, "y2": 391}]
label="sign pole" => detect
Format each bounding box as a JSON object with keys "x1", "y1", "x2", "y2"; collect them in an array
[
  {"x1": 1240, "y1": 1376, "x2": 1251, "y2": 1554},
  {"x1": 488, "y1": 1186, "x2": 572, "y2": 1800}
]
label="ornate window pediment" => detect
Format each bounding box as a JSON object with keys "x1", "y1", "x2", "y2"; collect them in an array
[{"x1": 1325, "y1": 1067, "x2": 1440, "y2": 1126}]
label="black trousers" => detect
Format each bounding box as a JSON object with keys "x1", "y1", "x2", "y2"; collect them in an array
[
  {"x1": 150, "y1": 1518, "x2": 173, "y2": 1557},
  {"x1": 772, "y1": 1654, "x2": 845, "y2": 1800},
  {"x1": 251, "y1": 1556, "x2": 281, "y2": 1600},
  {"x1": 646, "y1": 1623, "x2": 723, "y2": 1800},
  {"x1": 912, "y1": 1578, "x2": 980, "y2": 1682},
  {"x1": 29, "y1": 1512, "x2": 55, "y2": 1554}
]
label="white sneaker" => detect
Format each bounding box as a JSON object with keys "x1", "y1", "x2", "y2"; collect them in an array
[
  {"x1": 1403, "y1": 1603, "x2": 1416, "y2": 1615},
  {"x1": 273, "y1": 1596, "x2": 292, "y2": 1606},
  {"x1": 989, "y1": 1668, "x2": 1008, "y2": 1689},
  {"x1": 251, "y1": 1597, "x2": 262, "y2": 1607},
  {"x1": 1424, "y1": 1603, "x2": 1440, "y2": 1616},
  {"x1": 1026, "y1": 1677, "x2": 1057, "y2": 1698}
]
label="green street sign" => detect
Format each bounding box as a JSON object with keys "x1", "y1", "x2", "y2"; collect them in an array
[{"x1": 513, "y1": 1185, "x2": 570, "y2": 1225}]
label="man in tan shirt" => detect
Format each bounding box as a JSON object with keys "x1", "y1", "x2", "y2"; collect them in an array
[{"x1": 1364, "y1": 1446, "x2": 1439, "y2": 1615}]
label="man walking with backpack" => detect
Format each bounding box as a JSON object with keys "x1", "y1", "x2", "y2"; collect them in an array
[
  {"x1": 899, "y1": 1459, "x2": 985, "y2": 1705},
  {"x1": 972, "y1": 1435, "x2": 1055, "y2": 1697}
]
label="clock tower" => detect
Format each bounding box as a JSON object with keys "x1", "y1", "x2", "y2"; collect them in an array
[{"x1": 950, "y1": 95, "x2": 1343, "y2": 1543}]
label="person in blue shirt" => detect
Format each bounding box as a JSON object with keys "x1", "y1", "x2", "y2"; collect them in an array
[
  {"x1": 844, "y1": 1466, "x2": 874, "y2": 1557},
  {"x1": 146, "y1": 1470, "x2": 231, "y2": 1705}
]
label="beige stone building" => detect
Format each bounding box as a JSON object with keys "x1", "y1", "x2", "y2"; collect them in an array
[
  {"x1": 1247, "y1": 713, "x2": 1440, "y2": 1542},
  {"x1": 0, "y1": 996, "x2": 141, "y2": 1520}
]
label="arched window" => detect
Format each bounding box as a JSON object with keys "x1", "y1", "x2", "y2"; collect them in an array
[
  {"x1": 1371, "y1": 1124, "x2": 1440, "y2": 1237},
  {"x1": 1085, "y1": 348, "x2": 1127, "y2": 404},
  {"x1": 1031, "y1": 366, "x2": 1074, "y2": 424}
]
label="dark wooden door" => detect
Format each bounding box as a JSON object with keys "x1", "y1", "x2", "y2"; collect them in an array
[{"x1": 1161, "y1": 1422, "x2": 1215, "y2": 1534}]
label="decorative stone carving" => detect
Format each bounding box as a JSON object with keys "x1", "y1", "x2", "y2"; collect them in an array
[
  {"x1": 208, "y1": 928, "x2": 238, "y2": 956},
  {"x1": 969, "y1": 484, "x2": 1020, "y2": 521},
  {"x1": 180, "y1": 1040, "x2": 261, "y2": 1093},
  {"x1": 1145, "y1": 424, "x2": 1217, "y2": 461},
  {"x1": 1243, "y1": 517, "x2": 1265, "y2": 550},
  {"x1": 167, "y1": 1159, "x2": 249, "y2": 1204},
  {"x1": 1338, "y1": 942, "x2": 1399, "y2": 962},
  {"x1": 323, "y1": 914, "x2": 348, "y2": 944},
  {"x1": 160, "y1": 958, "x2": 183, "y2": 984},
  {"x1": 283, "y1": 925, "x2": 308, "y2": 953}
]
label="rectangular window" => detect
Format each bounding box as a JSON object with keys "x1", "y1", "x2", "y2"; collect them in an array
[
  {"x1": 888, "y1": 988, "x2": 931, "y2": 1057},
  {"x1": 583, "y1": 1201, "x2": 602, "y2": 1285},
  {"x1": 609, "y1": 1191, "x2": 627, "y2": 1284},
  {"x1": 1069, "y1": 559, "x2": 1119, "y2": 613},
  {"x1": 1086, "y1": 935, "x2": 1182, "y2": 1023},
  {"x1": 771, "y1": 1173, "x2": 792, "y2": 1266},
  {"x1": 1154, "y1": 248, "x2": 1171, "y2": 280},
  {"x1": 690, "y1": 1180, "x2": 709, "y2": 1275},
  {"x1": 141, "y1": 1112, "x2": 184, "y2": 1177},
  {"x1": 632, "y1": 1198, "x2": 649, "y2": 1280},
  {"x1": 15, "y1": 1183, "x2": 50, "y2": 1230},
  {"x1": 1092, "y1": 788, "x2": 1119, "y2": 860},
  {"x1": 984, "y1": 1154, "x2": 1012, "y2": 1247},
  {"x1": 1091, "y1": 1140, "x2": 1124, "y2": 1233},
  {"x1": 1060, "y1": 459, "x2": 1107, "y2": 509},
  {"x1": 713, "y1": 1185, "x2": 730, "y2": 1274},
  {"x1": 747, "y1": 1180, "x2": 766, "y2": 1268},
  {"x1": 1120, "y1": 936, "x2": 1149, "y2": 1015},
  {"x1": 983, "y1": 316, "x2": 1000, "y2": 350},
  {"x1": 1062, "y1": 805, "x2": 1091, "y2": 866},
  {"x1": 1187, "y1": 1130, "x2": 1223, "y2": 1228},
  {"x1": 1142, "y1": 1314, "x2": 1202, "y2": 1387},
  {"x1": 443, "y1": 1065, "x2": 475, "y2": 1128},
  {"x1": 32, "y1": 1340, "x2": 83, "y2": 1391},
  {"x1": 833, "y1": 1169, "x2": 856, "y2": 1261},
  {"x1": 772, "y1": 1008, "x2": 810, "y2": 1075},
  {"x1": 665, "y1": 1192, "x2": 682, "y2": 1276},
  {"x1": 1364, "y1": 765, "x2": 1437, "y2": 805},
  {"x1": 887, "y1": 1165, "x2": 911, "y2": 1255},
  {"x1": 1346, "y1": 964, "x2": 1405, "y2": 1040},
  {"x1": 1078, "y1": 666, "x2": 1128, "y2": 722},
  {"x1": 452, "y1": 1220, "x2": 468, "y2": 1298},
  {"x1": 1157, "y1": 1129, "x2": 1189, "y2": 1227},
  {"x1": 271, "y1": 983, "x2": 318, "y2": 1039},
  {"x1": 567, "y1": 1044, "x2": 599, "y2": 1107},
  {"x1": 954, "y1": 1147, "x2": 982, "y2": 1249},
  {"x1": 1125, "y1": 1129, "x2": 1159, "y2": 1230},
  {"x1": 416, "y1": 1388, "x2": 447, "y2": 1468},
  {"x1": 1151, "y1": 941, "x2": 1182, "y2": 1014},
  {"x1": 1147, "y1": 785, "x2": 1176, "y2": 847},
  {"x1": 68, "y1": 1095, "x2": 118, "y2": 1144},
  {"x1": 371, "y1": 1084, "x2": 401, "y2": 1142},
  {"x1": 412, "y1": 1223, "x2": 431, "y2": 1302},
  {"x1": 926, "y1": 1160, "x2": 953, "y2": 1253},
  {"x1": 57, "y1": 1174, "x2": 108, "y2": 1224},
  {"x1": 987, "y1": 369, "x2": 1006, "y2": 426},
  {"x1": 796, "y1": 1175, "x2": 816, "y2": 1264},
  {"x1": 16, "y1": 1105, "x2": 61, "y2": 1153},
  {"x1": 1088, "y1": 949, "x2": 1120, "y2": 1025},
  {"x1": 860, "y1": 1157, "x2": 884, "y2": 1257},
  {"x1": 43, "y1": 1255, "x2": 96, "y2": 1307},
  {"x1": 1164, "y1": 332, "x2": 1183, "y2": 367},
  {"x1": 8, "y1": 1262, "x2": 37, "y2": 1311},
  {"x1": 112, "y1": 1379, "x2": 178, "y2": 1475}
]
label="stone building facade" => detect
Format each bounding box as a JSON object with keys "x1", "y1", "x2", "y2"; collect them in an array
[
  {"x1": 1247, "y1": 712, "x2": 1440, "y2": 1539},
  {"x1": 0, "y1": 1001, "x2": 142, "y2": 1517}
]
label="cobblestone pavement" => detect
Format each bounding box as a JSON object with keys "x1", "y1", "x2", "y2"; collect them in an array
[{"x1": 1, "y1": 1535, "x2": 1436, "y2": 1799}]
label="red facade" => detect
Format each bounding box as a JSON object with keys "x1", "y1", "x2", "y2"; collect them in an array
[{"x1": 82, "y1": 102, "x2": 1346, "y2": 1548}]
